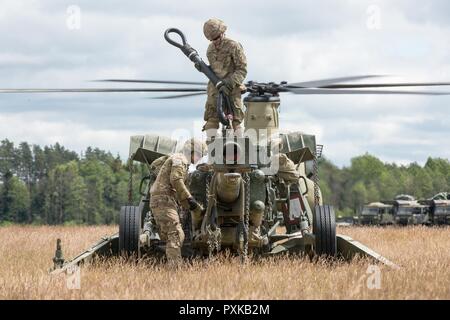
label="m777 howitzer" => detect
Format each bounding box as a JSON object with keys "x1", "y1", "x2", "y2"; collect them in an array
[
  {"x1": 50, "y1": 132, "x2": 399, "y2": 274},
  {"x1": 50, "y1": 27, "x2": 401, "y2": 274}
]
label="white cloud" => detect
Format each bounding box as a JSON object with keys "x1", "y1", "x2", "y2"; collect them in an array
[
  {"x1": 0, "y1": 112, "x2": 130, "y2": 156},
  {"x1": 0, "y1": 0, "x2": 449, "y2": 167}
]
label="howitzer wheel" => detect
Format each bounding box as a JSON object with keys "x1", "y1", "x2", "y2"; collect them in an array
[
  {"x1": 313, "y1": 205, "x2": 337, "y2": 257},
  {"x1": 119, "y1": 206, "x2": 141, "y2": 258}
]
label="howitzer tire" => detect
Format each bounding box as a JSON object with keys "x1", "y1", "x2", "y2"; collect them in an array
[
  {"x1": 119, "y1": 206, "x2": 141, "y2": 258},
  {"x1": 313, "y1": 205, "x2": 337, "y2": 257}
]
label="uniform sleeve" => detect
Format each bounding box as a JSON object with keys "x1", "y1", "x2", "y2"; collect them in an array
[
  {"x1": 206, "y1": 43, "x2": 214, "y2": 64},
  {"x1": 206, "y1": 44, "x2": 215, "y2": 87},
  {"x1": 227, "y1": 42, "x2": 247, "y2": 86},
  {"x1": 169, "y1": 160, "x2": 192, "y2": 201}
]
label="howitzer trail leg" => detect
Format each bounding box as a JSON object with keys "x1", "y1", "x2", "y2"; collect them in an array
[
  {"x1": 336, "y1": 235, "x2": 400, "y2": 269},
  {"x1": 49, "y1": 234, "x2": 119, "y2": 275},
  {"x1": 52, "y1": 239, "x2": 65, "y2": 270}
]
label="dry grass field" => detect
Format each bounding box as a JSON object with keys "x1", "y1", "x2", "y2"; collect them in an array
[{"x1": 0, "y1": 225, "x2": 449, "y2": 299}]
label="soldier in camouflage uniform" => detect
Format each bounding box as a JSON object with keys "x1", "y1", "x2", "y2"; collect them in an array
[
  {"x1": 149, "y1": 138, "x2": 207, "y2": 266},
  {"x1": 202, "y1": 18, "x2": 247, "y2": 140},
  {"x1": 269, "y1": 138, "x2": 321, "y2": 228}
]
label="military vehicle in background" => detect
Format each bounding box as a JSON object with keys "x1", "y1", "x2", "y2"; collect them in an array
[
  {"x1": 427, "y1": 200, "x2": 450, "y2": 225},
  {"x1": 355, "y1": 193, "x2": 450, "y2": 226},
  {"x1": 385, "y1": 195, "x2": 429, "y2": 226},
  {"x1": 419, "y1": 192, "x2": 450, "y2": 225},
  {"x1": 432, "y1": 192, "x2": 450, "y2": 200},
  {"x1": 336, "y1": 215, "x2": 354, "y2": 227},
  {"x1": 357, "y1": 202, "x2": 394, "y2": 226}
]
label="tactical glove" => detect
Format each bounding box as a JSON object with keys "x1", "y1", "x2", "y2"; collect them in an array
[
  {"x1": 187, "y1": 197, "x2": 199, "y2": 211},
  {"x1": 218, "y1": 78, "x2": 234, "y2": 96}
]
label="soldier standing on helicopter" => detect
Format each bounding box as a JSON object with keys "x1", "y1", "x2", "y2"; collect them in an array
[
  {"x1": 201, "y1": 18, "x2": 248, "y2": 141},
  {"x1": 149, "y1": 138, "x2": 206, "y2": 266}
]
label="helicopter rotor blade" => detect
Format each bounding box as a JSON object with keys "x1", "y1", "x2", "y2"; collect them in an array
[
  {"x1": 94, "y1": 79, "x2": 207, "y2": 86},
  {"x1": 148, "y1": 92, "x2": 207, "y2": 99},
  {"x1": 287, "y1": 75, "x2": 386, "y2": 88},
  {"x1": 317, "y1": 82, "x2": 450, "y2": 89},
  {"x1": 0, "y1": 88, "x2": 207, "y2": 93},
  {"x1": 284, "y1": 87, "x2": 450, "y2": 95}
]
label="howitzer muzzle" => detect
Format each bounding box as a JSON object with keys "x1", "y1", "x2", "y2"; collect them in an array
[{"x1": 216, "y1": 172, "x2": 241, "y2": 203}]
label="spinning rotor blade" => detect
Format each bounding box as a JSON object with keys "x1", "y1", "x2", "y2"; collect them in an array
[
  {"x1": 285, "y1": 88, "x2": 450, "y2": 95},
  {"x1": 0, "y1": 88, "x2": 206, "y2": 93},
  {"x1": 319, "y1": 82, "x2": 450, "y2": 89},
  {"x1": 288, "y1": 75, "x2": 386, "y2": 88},
  {"x1": 148, "y1": 92, "x2": 207, "y2": 99},
  {"x1": 95, "y1": 79, "x2": 207, "y2": 86}
]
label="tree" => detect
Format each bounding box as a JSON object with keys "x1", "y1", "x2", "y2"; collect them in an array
[
  {"x1": 32, "y1": 145, "x2": 46, "y2": 183},
  {"x1": 63, "y1": 162, "x2": 88, "y2": 224},
  {"x1": 17, "y1": 142, "x2": 33, "y2": 186},
  {"x1": 379, "y1": 171, "x2": 398, "y2": 201},
  {"x1": 1, "y1": 173, "x2": 30, "y2": 222},
  {"x1": 318, "y1": 157, "x2": 345, "y2": 209},
  {"x1": 0, "y1": 139, "x2": 15, "y2": 176},
  {"x1": 44, "y1": 161, "x2": 87, "y2": 224},
  {"x1": 79, "y1": 158, "x2": 109, "y2": 224},
  {"x1": 350, "y1": 153, "x2": 386, "y2": 184},
  {"x1": 412, "y1": 169, "x2": 433, "y2": 199},
  {"x1": 351, "y1": 181, "x2": 368, "y2": 212}
]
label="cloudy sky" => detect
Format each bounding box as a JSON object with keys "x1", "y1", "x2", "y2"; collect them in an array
[{"x1": 1, "y1": 0, "x2": 449, "y2": 166}]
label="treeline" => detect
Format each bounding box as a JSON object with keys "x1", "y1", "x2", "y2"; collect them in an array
[
  {"x1": 1, "y1": 139, "x2": 449, "y2": 224},
  {"x1": 319, "y1": 154, "x2": 450, "y2": 216},
  {"x1": 0, "y1": 139, "x2": 143, "y2": 225}
]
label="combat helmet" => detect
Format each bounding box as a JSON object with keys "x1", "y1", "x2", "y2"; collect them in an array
[{"x1": 203, "y1": 18, "x2": 227, "y2": 41}]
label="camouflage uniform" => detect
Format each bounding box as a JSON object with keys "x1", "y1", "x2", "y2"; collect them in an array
[
  {"x1": 271, "y1": 149, "x2": 322, "y2": 227},
  {"x1": 203, "y1": 19, "x2": 247, "y2": 132},
  {"x1": 149, "y1": 153, "x2": 192, "y2": 265},
  {"x1": 276, "y1": 153, "x2": 301, "y2": 183},
  {"x1": 149, "y1": 155, "x2": 169, "y2": 182}
]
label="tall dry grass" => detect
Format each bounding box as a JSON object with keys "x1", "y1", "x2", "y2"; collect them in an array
[{"x1": 0, "y1": 225, "x2": 448, "y2": 299}]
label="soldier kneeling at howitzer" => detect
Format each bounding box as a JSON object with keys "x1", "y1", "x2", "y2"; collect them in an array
[
  {"x1": 149, "y1": 138, "x2": 207, "y2": 266},
  {"x1": 269, "y1": 138, "x2": 323, "y2": 230}
]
